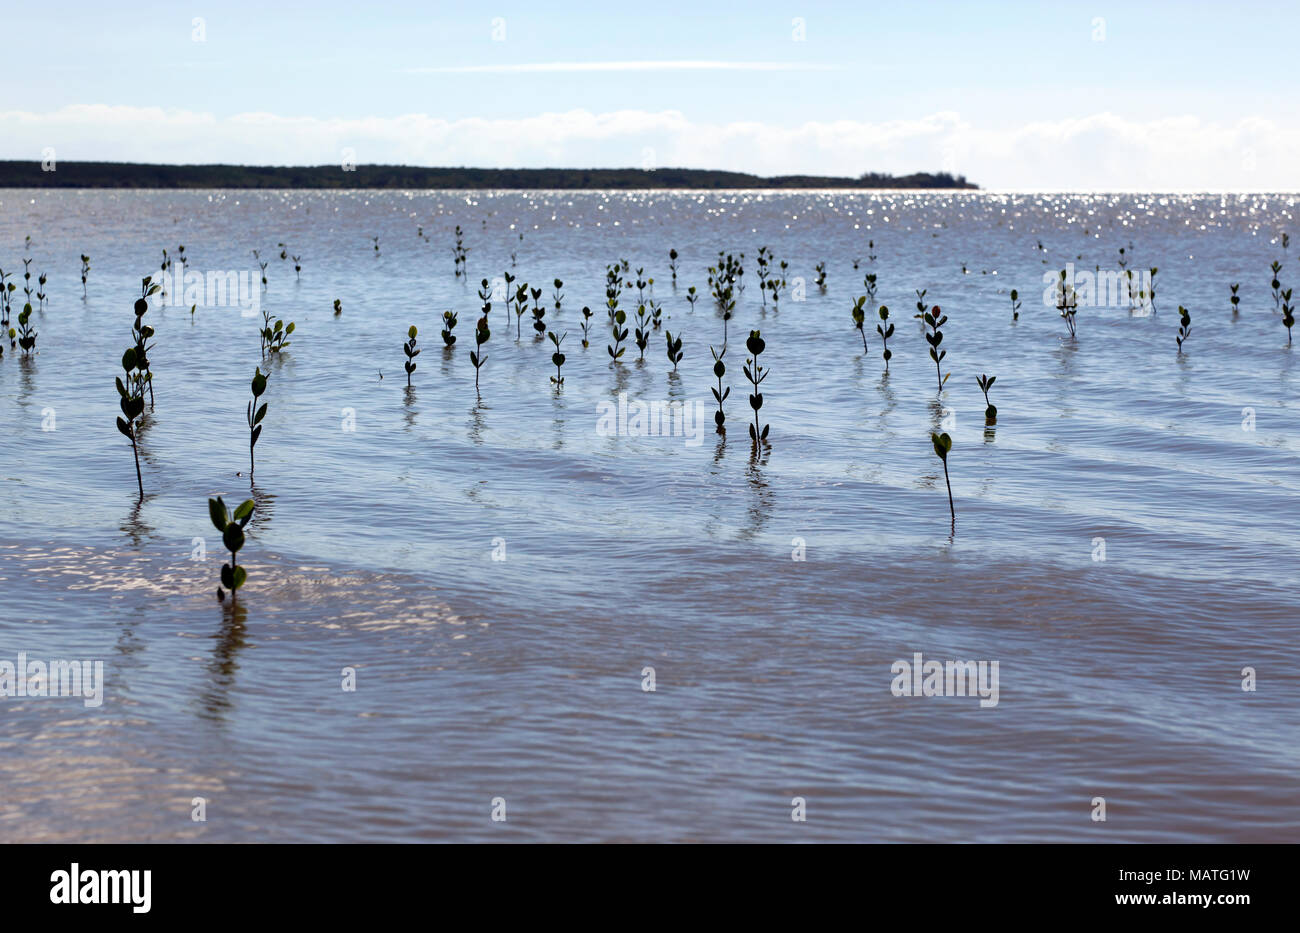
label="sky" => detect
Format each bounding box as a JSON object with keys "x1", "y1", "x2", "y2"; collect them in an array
[{"x1": 1, "y1": 0, "x2": 1296, "y2": 189}]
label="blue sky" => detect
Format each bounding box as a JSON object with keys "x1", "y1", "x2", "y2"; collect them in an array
[{"x1": 3, "y1": 1, "x2": 1297, "y2": 188}]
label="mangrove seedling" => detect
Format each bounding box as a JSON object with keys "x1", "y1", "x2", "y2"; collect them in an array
[
  {"x1": 333, "y1": 298, "x2": 342, "y2": 316},
  {"x1": 471, "y1": 314, "x2": 490, "y2": 390},
  {"x1": 1230, "y1": 283, "x2": 1240, "y2": 316},
  {"x1": 131, "y1": 277, "x2": 158, "y2": 407},
  {"x1": 1176, "y1": 305, "x2": 1191, "y2": 353},
  {"x1": 1009, "y1": 288, "x2": 1021, "y2": 320},
  {"x1": 851, "y1": 296, "x2": 870, "y2": 352},
  {"x1": 665, "y1": 330, "x2": 683, "y2": 372},
  {"x1": 634, "y1": 304, "x2": 652, "y2": 360},
  {"x1": 513, "y1": 284, "x2": 528, "y2": 339},
  {"x1": 669, "y1": 249, "x2": 679, "y2": 282},
  {"x1": 549, "y1": 331, "x2": 566, "y2": 385},
  {"x1": 868, "y1": 240, "x2": 877, "y2": 263},
  {"x1": 372, "y1": 236, "x2": 380, "y2": 256},
  {"x1": 814, "y1": 261, "x2": 828, "y2": 291},
  {"x1": 292, "y1": 255, "x2": 302, "y2": 281},
  {"x1": 247, "y1": 367, "x2": 268, "y2": 475},
  {"x1": 261, "y1": 315, "x2": 294, "y2": 356},
  {"x1": 116, "y1": 344, "x2": 149, "y2": 499},
  {"x1": 744, "y1": 330, "x2": 770, "y2": 444},
  {"x1": 710, "y1": 345, "x2": 729, "y2": 432},
  {"x1": 864, "y1": 272, "x2": 878, "y2": 306},
  {"x1": 404, "y1": 325, "x2": 420, "y2": 385},
  {"x1": 1144, "y1": 267, "x2": 1158, "y2": 314},
  {"x1": 1271, "y1": 262, "x2": 1282, "y2": 311},
  {"x1": 923, "y1": 303, "x2": 949, "y2": 391},
  {"x1": 441, "y1": 309, "x2": 458, "y2": 347},
  {"x1": 1282, "y1": 290, "x2": 1295, "y2": 346},
  {"x1": 81, "y1": 255, "x2": 90, "y2": 298},
  {"x1": 607, "y1": 306, "x2": 628, "y2": 363},
  {"x1": 278, "y1": 243, "x2": 288, "y2": 261},
  {"x1": 37, "y1": 273, "x2": 47, "y2": 311},
  {"x1": 686, "y1": 286, "x2": 699, "y2": 311},
  {"x1": 976, "y1": 373, "x2": 997, "y2": 423},
  {"x1": 1056, "y1": 270, "x2": 1078, "y2": 338},
  {"x1": 914, "y1": 288, "x2": 929, "y2": 320},
  {"x1": 931, "y1": 432, "x2": 955, "y2": 523},
  {"x1": 579, "y1": 305, "x2": 594, "y2": 348},
  {"x1": 209, "y1": 496, "x2": 255, "y2": 603},
  {"x1": 553, "y1": 278, "x2": 564, "y2": 311},
  {"x1": 13, "y1": 303, "x2": 36, "y2": 355},
  {"x1": 452, "y1": 226, "x2": 469, "y2": 276},
  {"x1": 530, "y1": 287, "x2": 544, "y2": 336},
  {"x1": 876, "y1": 305, "x2": 894, "y2": 370}
]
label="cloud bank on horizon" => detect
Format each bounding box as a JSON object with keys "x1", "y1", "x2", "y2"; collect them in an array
[
  {"x1": 2, "y1": 105, "x2": 1294, "y2": 191},
  {"x1": 4, "y1": 1, "x2": 1296, "y2": 190}
]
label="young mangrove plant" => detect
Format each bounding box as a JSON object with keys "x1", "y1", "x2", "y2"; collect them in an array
[
  {"x1": 1144, "y1": 267, "x2": 1158, "y2": 314},
  {"x1": 634, "y1": 303, "x2": 652, "y2": 361},
  {"x1": 552, "y1": 278, "x2": 564, "y2": 312},
  {"x1": 579, "y1": 305, "x2": 594, "y2": 348},
  {"x1": 132, "y1": 277, "x2": 158, "y2": 407},
  {"x1": 549, "y1": 331, "x2": 567, "y2": 385},
  {"x1": 1283, "y1": 290, "x2": 1295, "y2": 346},
  {"x1": 261, "y1": 314, "x2": 295, "y2": 356},
  {"x1": 756, "y1": 246, "x2": 772, "y2": 304},
  {"x1": 665, "y1": 330, "x2": 684, "y2": 372},
  {"x1": 607, "y1": 305, "x2": 628, "y2": 363},
  {"x1": 441, "y1": 309, "x2": 458, "y2": 347},
  {"x1": 333, "y1": 298, "x2": 342, "y2": 316},
  {"x1": 80, "y1": 255, "x2": 90, "y2": 298},
  {"x1": 13, "y1": 303, "x2": 36, "y2": 355},
  {"x1": 710, "y1": 345, "x2": 729, "y2": 433},
  {"x1": 669, "y1": 249, "x2": 679, "y2": 282},
  {"x1": 247, "y1": 367, "x2": 268, "y2": 475},
  {"x1": 1176, "y1": 305, "x2": 1192, "y2": 353},
  {"x1": 1271, "y1": 262, "x2": 1282, "y2": 311},
  {"x1": 209, "y1": 496, "x2": 255, "y2": 603},
  {"x1": 1230, "y1": 283, "x2": 1240, "y2": 316},
  {"x1": 471, "y1": 313, "x2": 490, "y2": 390},
  {"x1": 116, "y1": 343, "x2": 149, "y2": 499},
  {"x1": 513, "y1": 283, "x2": 528, "y2": 339},
  {"x1": 914, "y1": 288, "x2": 928, "y2": 321},
  {"x1": 931, "y1": 432, "x2": 955, "y2": 524},
  {"x1": 976, "y1": 373, "x2": 997, "y2": 423},
  {"x1": 868, "y1": 240, "x2": 877, "y2": 263},
  {"x1": 37, "y1": 273, "x2": 47, "y2": 311},
  {"x1": 863, "y1": 272, "x2": 878, "y2": 307},
  {"x1": 372, "y1": 236, "x2": 380, "y2": 256},
  {"x1": 1009, "y1": 288, "x2": 1021, "y2": 321},
  {"x1": 404, "y1": 325, "x2": 420, "y2": 385},
  {"x1": 452, "y1": 226, "x2": 469, "y2": 276},
  {"x1": 1056, "y1": 270, "x2": 1078, "y2": 338},
  {"x1": 851, "y1": 296, "x2": 870, "y2": 352},
  {"x1": 292, "y1": 255, "x2": 302, "y2": 281},
  {"x1": 531, "y1": 287, "x2": 545, "y2": 336},
  {"x1": 744, "y1": 330, "x2": 770, "y2": 445},
  {"x1": 814, "y1": 262, "x2": 828, "y2": 291},
  {"x1": 876, "y1": 305, "x2": 894, "y2": 370},
  {"x1": 923, "y1": 304, "x2": 949, "y2": 391},
  {"x1": 686, "y1": 286, "x2": 699, "y2": 311}
]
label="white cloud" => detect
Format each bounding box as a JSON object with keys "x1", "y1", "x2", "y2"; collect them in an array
[
  {"x1": 402, "y1": 61, "x2": 835, "y2": 74},
  {"x1": 1, "y1": 105, "x2": 1296, "y2": 190}
]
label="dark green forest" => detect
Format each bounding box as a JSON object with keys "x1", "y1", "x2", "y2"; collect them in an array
[{"x1": 0, "y1": 161, "x2": 976, "y2": 190}]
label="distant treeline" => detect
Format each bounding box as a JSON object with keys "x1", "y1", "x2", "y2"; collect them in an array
[{"x1": 0, "y1": 162, "x2": 977, "y2": 190}]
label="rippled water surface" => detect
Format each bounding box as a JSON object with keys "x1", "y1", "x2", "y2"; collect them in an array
[{"x1": 2, "y1": 189, "x2": 1297, "y2": 842}]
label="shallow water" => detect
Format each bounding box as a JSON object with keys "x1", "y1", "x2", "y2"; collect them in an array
[{"x1": 1, "y1": 189, "x2": 1297, "y2": 842}]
